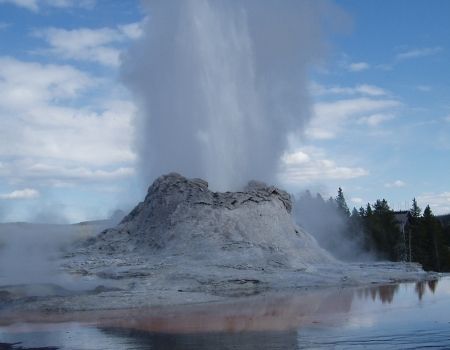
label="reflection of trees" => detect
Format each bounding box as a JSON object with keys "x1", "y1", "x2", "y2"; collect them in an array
[
  {"x1": 370, "y1": 287, "x2": 377, "y2": 301},
  {"x1": 415, "y1": 281, "x2": 426, "y2": 300},
  {"x1": 378, "y1": 285, "x2": 399, "y2": 304},
  {"x1": 359, "y1": 279, "x2": 440, "y2": 303},
  {"x1": 427, "y1": 279, "x2": 438, "y2": 293},
  {"x1": 359, "y1": 284, "x2": 400, "y2": 304},
  {"x1": 415, "y1": 279, "x2": 439, "y2": 300}
]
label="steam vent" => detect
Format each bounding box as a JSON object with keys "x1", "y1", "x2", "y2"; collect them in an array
[{"x1": 87, "y1": 173, "x2": 335, "y2": 270}]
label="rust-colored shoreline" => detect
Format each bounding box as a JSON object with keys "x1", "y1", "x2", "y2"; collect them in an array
[
  {"x1": 0, "y1": 284, "x2": 377, "y2": 335},
  {"x1": 0, "y1": 289, "x2": 353, "y2": 334},
  {"x1": 0, "y1": 278, "x2": 438, "y2": 335}
]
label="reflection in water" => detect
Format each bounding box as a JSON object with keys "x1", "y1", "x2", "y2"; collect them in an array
[
  {"x1": 412, "y1": 279, "x2": 439, "y2": 301},
  {"x1": 415, "y1": 280, "x2": 427, "y2": 300},
  {"x1": 0, "y1": 278, "x2": 448, "y2": 349},
  {"x1": 356, "y1": 279, "x2": 439, "y2": 304},
  {"x1": 359, "y1": 284, "x2": 399, "y2": 304},
  {"x1": 0, "y1": 289, "x2": 356, "y2": 333},
  {"x1": 0, "y1": 343, "x2": 57, "y2": 350},
  {"x1": 101, "y1": 328, "x2": 299, "y2": 350},
  {"x1": 428, "y1": 279, "x2": 437, "y2": 293}
]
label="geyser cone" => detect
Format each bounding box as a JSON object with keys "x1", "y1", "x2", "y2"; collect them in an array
[{"x1": 87, "y1": 173, "x2": 335, "y2": 270}]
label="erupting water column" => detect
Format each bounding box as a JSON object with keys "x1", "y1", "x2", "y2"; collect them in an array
[{"x1": 122, "y1": 0, "x2": 335, "y2": 190}]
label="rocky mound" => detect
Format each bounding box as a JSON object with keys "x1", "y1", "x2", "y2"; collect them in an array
[
  {"x1": 1, "y1": 173, "x2": 429, "y2": 313},
  {"x1": 86, "y1": 173, "x2": 335, "y2": 270}
]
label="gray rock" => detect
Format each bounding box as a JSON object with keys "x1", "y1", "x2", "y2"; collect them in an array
[{"x1": 86, "y1": 173, "x2": 334, "y2": 270}]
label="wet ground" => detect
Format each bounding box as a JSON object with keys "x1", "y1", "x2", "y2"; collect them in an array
[{"x1": 0, "y1": 277, "x2": 449, "y2": 349}]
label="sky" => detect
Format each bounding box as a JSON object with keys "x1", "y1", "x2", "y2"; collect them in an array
[{"x1": 0, "y1": 0, "x2": 449, "y2": 222}]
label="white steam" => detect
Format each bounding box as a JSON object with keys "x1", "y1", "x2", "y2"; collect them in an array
[
  {"x1": 0, "y1": 224, "x2": 73, "y2": 286},
  {"x1": 122, "y1": 0, "x2": 339, "y2": 190},
  {"x1": 0, "y1": 219, "x2": 119, "y2": 289}
]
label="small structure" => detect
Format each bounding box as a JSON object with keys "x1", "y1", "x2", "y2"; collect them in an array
[{"x1": 394, "y1": 210, "x2": 413, "y2": 261}]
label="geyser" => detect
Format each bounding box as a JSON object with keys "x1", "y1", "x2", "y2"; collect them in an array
[
  {"x1": 122, "y1": 0, "x2": 335, "y2": 190},
  {"x1": 1, "y1": 174, "x2": 429, "y2": 313},
  {"x1": 86, "y1": 173, "x2": 336, "y2": 270}
]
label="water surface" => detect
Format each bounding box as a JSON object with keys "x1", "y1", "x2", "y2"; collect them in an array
[{"x1": 1, "y1": 277, "x2": 450, "y2": 349}]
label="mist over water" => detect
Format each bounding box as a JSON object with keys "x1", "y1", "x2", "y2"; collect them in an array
[
  {"x1": 123, "y1": 0, "x2": 338, "y2": 190},
  {"x1": 0, "y1": 221, "x2": 117, "y2": 288},
  {"x1": 0, "y1": 224, "x2": 71, "y2": 286}
]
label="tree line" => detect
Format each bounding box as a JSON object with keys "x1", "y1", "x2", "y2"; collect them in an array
[{"x1": 294, "y1": 188, "x2": 450, "y2": 272}]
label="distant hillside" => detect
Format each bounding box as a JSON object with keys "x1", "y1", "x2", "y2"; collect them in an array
[
  {"x1": 437, "y1": 214, "x2": 450, "y2": 227},
  {"x1": 0, "y1": 210, "x2": 125, "y2": 239}
]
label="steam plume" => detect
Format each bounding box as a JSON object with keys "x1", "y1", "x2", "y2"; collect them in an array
[{"x1": 123, "y1": 0, "x2": 336, "y2": 190}]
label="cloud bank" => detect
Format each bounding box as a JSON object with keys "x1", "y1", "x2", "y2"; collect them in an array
[
  {"x1": 0, "y1": 0, "x2": 95, "y2": 12},
  {"x1": 34, "y1": 23, "x2": 143, "y2": 67},
  {"x1": 0, "y1": 57, "x2": 135, "y2": 188},
  {"x1": 0, "y1": 188, "x2": 39, "y2": 200}
]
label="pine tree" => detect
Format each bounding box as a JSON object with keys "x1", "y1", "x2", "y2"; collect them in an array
[
  {"x1": 423, "y1": 205, "x2": 432, "y2": 217},
  {"x1": 335, "y1": 187, "x2": 350, "y2": 217},
  {"x1": 359, "y1": 206, "x2": 365, "y2": 217},
  {"x1": 365, "y1": 203, "x2": 373, "y2": 217},
  {"x1": 409, "y1": 205, "x2": 450, "y2": 271},
  {"x1": 406, "y1": 198, "x2": 422, "y2": 262},
  {"x1": 367, "y1": 199, "x2": 402, "y2": 260},
  {"x1": 373, "y1": 199, "x2": 390, "y2": 213},
  {"x1": 422, "y1": 205, "x2": 442, "y2": 271},
  {"x1": 349, "y1": 207, "x2": 360, "y2": 237},
  {"x1": 411, "y1": 198, "x2": 421, "y2": 218}
]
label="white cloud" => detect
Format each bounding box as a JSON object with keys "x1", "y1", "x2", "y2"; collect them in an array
[
  {"x1": 0, "y1": 57, "x2": 136, "y2": 186},
  {"x1": 26, "y1": 163, "x2": 134, "y2": 181},
  {"x1": 0, "y1": 188, "x2": 39, "y2": 200},
  {"x1": 0, "y1": 103, "x2": 136, "y2": 165},
  {"x1": 351, "y1": 197, "x2": 364, "y2": 204},
  {"x1": 416, "y1": 85, "x2": 432, "y2": 92},
  {"x1": 417, "y1": 192, "x2": 450, "y2": 215},
  {"x1": 34, "y1": 23, "x2": 143, "y2": 66},
  {"x1": 0, "y1": 57, "x2": 93, "y2": 109},
  {"x1": 0, "y1": 22, "x2": 10, "y2": 30},
  {"x1": 347, "y1": 62, "x2": 370, "y2": 72},
  {"x1": 357, "y1": 113, "x2": 395, "y2": 127},
  {"x1": 356, "y1": 85, "x2": 387, "y2": 96},
  {"x1": 0, "y1": 0, "x2": 95, "y2": 12},
  {"x1": 281, "y1": 150, "x2": 310, "y2": 165},
  {"x1": 0, "y1": 57, "x2": 135, "y2": 164},
  {"x1": 119, "y1": 22, "x2": 144, "y2": 40},
  {"x1": 371, "y1": 47, "x2": 442, "y2": 71},
  {"x1": 395, "y1": 47, "x2": 443, "y2": 61},
  {"x1": 279, "y1": 147, "x2": 369, "y2": 184},
  {"x1": 385, "y1": 180, "x2": 406, "y2": 188},
  {"x1": 444, "y1": 115, "x2": 450, "y2": 122},
  {"x1": 310, "y1": 82, "x2": 387, "y2": 97},
  {"x1": 0, "y1": 0, "x2": 38, "y2": 11},
  {"x1": 0, "y1": 160, "x2": 135, "y2": 186},
  {"x1": 46, "y1": 0, "x2": 95, "y2": 9},
  {"x1": 306, "y1": 97, "x2": 401, "y2": 140}
]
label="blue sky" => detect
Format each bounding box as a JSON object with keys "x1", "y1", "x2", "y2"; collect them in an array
[
  {"x1": 301, "y1": 0, "x2": 450, "y2": 213},
  {"x1": 0, "y1": 0, "x2": 449, "y2": 222}
]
